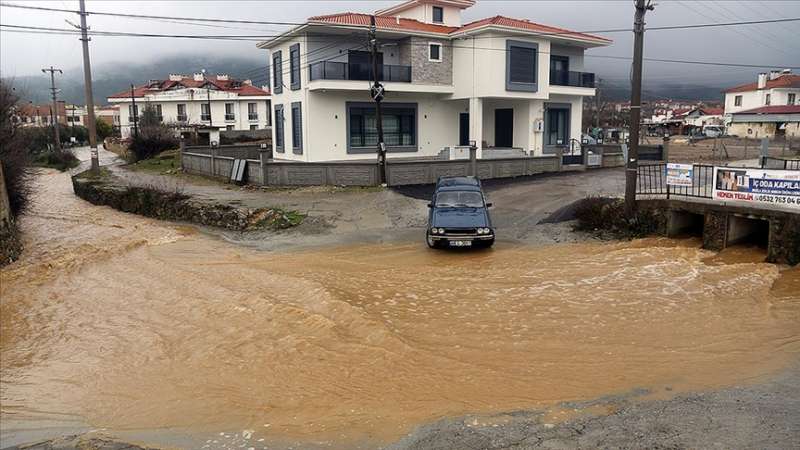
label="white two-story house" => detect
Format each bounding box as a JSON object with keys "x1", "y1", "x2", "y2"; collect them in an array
[
  {"x1": 257, "y1": 0, "x2": 611, "y2": 162},
  {"x1": 108, "y1": 73, "x2": 270, "y2": 142},
  {"x1": 723, "y1": 70, "x2": 800, "y2": 138}
]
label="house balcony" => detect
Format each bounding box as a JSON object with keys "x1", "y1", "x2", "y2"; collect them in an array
[
  {"x1": 248, "y1": 113, "x2": 258, "y2": 121},
  {"x1": 225, "y1": 114, "x2": 236, "y2": 122},
  {"x1": 549, "y1": 70, "x2": 596, "y2": 88},
  {"x1": 177, "y1": 114, "x2": 188, "y2": 122},
  {"x1": 309, "y1": 61, "x2": 412, "y2": 83}
]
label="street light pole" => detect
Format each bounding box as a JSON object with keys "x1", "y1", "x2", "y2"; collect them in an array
[
  {"x1": 625, "y1": 0, "x2": 654, "y2": 218},
  {"x1": 42, "y1": 66, "x2": 63, "y2": 152},
  {"x1": 78, "y1": 0, "x2": 100, "y2": 173}
]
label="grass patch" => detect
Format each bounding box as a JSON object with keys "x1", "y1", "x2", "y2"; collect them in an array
[
  {"x1": 32, "y1": 151, "x2": 80, "y2": 171},
  {"x1": 126, "y1": 150, "x2": 179, "y2": 174},
  {"x1": 248, "y1": 208, "x2": 306, "y2": 230},
  {"x1": 74, "y1": 167, "x2": 112, "y2": 181},
  {"x1": 573, "y1": 197, "x2": 665, "y2": 239}
]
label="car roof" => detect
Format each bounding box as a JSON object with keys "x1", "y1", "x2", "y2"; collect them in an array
[
  {"x1": 435, "y1": 184, "x2": 483, "y2": 193},
  {"x1": 436, "y1": 176, "x2": 480, "y2": 187}
]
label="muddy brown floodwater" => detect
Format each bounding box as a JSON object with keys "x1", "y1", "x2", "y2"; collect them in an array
[{"x1": 2, "y1": 170, "x2": 799, "y2": 449}]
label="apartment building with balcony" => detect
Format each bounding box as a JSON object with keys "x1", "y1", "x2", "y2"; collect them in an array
[
  {"x1": 108, "y1": 73, "x2": 270, "y2": 141},
  {"x1": 257, "y1": 0, "x2": 611, "y2": 162}
]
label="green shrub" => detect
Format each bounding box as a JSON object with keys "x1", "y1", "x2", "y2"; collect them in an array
[
  {"x1": 573, "y1": 197, "x2": 665, "y2": 239},
  {"x1": 1, "y1": 80, "x2": 34, "y2": 216},
  {"x1": 33, "y1": 150, "x2": 80, "y2": 171}
]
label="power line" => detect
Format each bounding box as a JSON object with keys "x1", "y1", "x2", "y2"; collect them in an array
[{"x1": 0, "y1": 2, "x2": 304, "y2": 26}]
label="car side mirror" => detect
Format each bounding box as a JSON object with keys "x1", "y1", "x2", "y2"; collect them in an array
[
  {"x1": 427, "y1": 203, "x2": 433, "y2": 208},
  {"x1": 486, "y1": 202, "x2": 493, "y2": 208}
]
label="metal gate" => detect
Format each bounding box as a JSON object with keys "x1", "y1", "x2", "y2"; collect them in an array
[{"x1": 562, "y1": 138, "x2": 584, "y2": 165}]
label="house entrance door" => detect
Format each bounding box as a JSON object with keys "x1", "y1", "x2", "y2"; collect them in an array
[
  {"x1": 494, "y1": 108, "x2": 513, "y2": 148},
  {"x1": 459, "y1": 113, "x2": 470, "y2": 146}
]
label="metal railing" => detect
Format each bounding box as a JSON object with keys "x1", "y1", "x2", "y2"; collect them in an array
[
  {"x1": 761, "y1": 156, "x2": 800, "y2": 170},
  {"x1": 309, "y1": 61, "x2": 412, "y2": 82},
  {"x1": 176, "y1": 114, "x2": 188, "y2": 122},
  {"x1": 636, "y1": 162, "x2": 715, "y2": 199},
  {"x1": 225, "y1": 114, "x2": 235, "y2": 121},
  {"x1": 549, "y1": 70, "x2": 596, "y2": 88},
  {"x1": 248, "y1": 113, "x2": 258, "y2": 121}
]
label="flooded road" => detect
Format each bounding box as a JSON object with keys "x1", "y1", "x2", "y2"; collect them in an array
[{"x1": 2, "y1": 169, "x2": 799, "y2": 448}]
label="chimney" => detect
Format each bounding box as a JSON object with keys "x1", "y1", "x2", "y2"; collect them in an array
[
  {"x1": 769, "y1": 70, "x2": 781, "y2": 80},
  {"x1": 781, "y1": 68, "x2": 792, "y2": 74},
  {"x1": 757, "y1": 73, "x2": 767, "y2": 89},
  {"x1": 216, "y1": 74, "x2": 229, "y2": 81},
  {"x1": 243, "y1": 79, "x2": 253, "y2": 85},
  {"x1": 169, "y1": 73, "x2": 184, "y2": 81},
  {"x1": 193, "y1": 72, "x2": 204, "y2": 81}
]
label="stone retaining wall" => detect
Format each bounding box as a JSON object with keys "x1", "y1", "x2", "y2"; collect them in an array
[{"x1": 72, "y1": 174, "x2": 300, "y2": 231}]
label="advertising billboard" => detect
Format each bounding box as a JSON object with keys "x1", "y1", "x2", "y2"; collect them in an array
[{"x1": 712, "y1": 167, "x2": 800, "y2": 210}]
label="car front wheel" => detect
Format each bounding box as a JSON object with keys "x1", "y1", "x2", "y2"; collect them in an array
[{"x1": 426, "y1": 232, "x2": 439, "y2": 249}]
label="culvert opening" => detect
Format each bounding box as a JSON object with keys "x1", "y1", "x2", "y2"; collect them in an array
[
  {"x1": 668, "y1": 211, "x2": 705, "y2": 238},
  {"x1": 728, "y1": 216, "x2": 770, "y2": 249}
]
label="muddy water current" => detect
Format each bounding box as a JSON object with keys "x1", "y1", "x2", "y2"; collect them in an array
[{"x1": 2, "y1": 170, "x2": 799, "y2": 447}]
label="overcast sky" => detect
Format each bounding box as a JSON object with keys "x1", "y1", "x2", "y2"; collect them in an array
[{"x1": 2, "y1": 0, "x2": 799, "y2": 86}]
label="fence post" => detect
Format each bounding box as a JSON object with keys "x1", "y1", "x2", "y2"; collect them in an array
[
  {"x1": 259, "y1": 147, "x2": 268, "y2": 186},
  {"x1": 662, "y1": 136, "x2": 670, "y2": 162},
  {"x1": 210, "y1": 144, "x2": 217, "y2": 177},
  {"x1": 469, "y1": 142, "x2": 477, "y2": 177},
  {"x1": 179, "y1": 138, "x2": 185, "y2": 171},
  {"x1": 556, "y1": 147, "x2": 564, "y2": 172}
]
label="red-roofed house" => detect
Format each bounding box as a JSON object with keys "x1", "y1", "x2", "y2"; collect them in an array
[
  {"x1": 256, "y1": 0, "x2": 611, "y2": 162},
  {"x1": 724, "y1": 70, "x2": 800, "y2": 117},
  {"x1": 107, "y1": 73, "x2": 270, "y2": 140},
  {"x1": 728, "y1": 105, "x2": 800, "y2": 139}
]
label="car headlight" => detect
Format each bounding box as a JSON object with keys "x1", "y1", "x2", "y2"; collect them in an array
[
  {"x1": 431, "y1": 228, "x2": 438, "y2": 234},
  {"x1": 438, "y1": 228, "x2": 445, "y2": 234}
]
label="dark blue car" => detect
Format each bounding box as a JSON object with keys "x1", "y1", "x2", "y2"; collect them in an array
[{"x1": 426, "y1": 176, "x2": 495, "y2": 249}]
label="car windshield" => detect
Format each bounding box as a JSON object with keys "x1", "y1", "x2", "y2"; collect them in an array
[{"x1": 435, "y1": 191, "x2": 484, "y2": 208}]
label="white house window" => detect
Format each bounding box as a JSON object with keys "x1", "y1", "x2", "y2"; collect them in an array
[
  {"x1": 274, "y1": 104, "x2": 284, "y2": 152},
  {"x1": 290, "y1": 43, "x2": 301, "y2": 90},
  {"x1": 201, "y1": 103, "x2": 210, "y2": 121},
  {"x1": 765, "y1": 93, "x2": 771, "y2": 105},
  {"x1": 734, "y1": 95, "x2": 742, "y2": 106},
  {"x1": 128, "y1": 104, "x2": 138, "y2": 123},
  {"x1": 248, "y1": 102, "x2": 258, "y2": 121},
  {"x1": 506, "y1": 40, "x2": 538, "y2": 92},
  {"x1": 432, "y1": 6, "x2": 443, "y2": 23},
  {"x1": 250, "y1": 125, "x2": 258, "y2": 130},
  {"x1": 545, "y1": 107, "x2": 569, "y2": 147},
  {"x1": 428, "y1": 43, "x2": 442, "y2": 62},
  {"x1": 789, "y1": 93, "x2": 797, "y2": 105},
  {"x1": 226, "y1": 125, "x2": 234, "y2": 131},
  {"x1": 177, "y1": 104, "x2": 187, "y2": 122},
  {"x1": 291, "y1": 102, "x2": 303, "y2": 154},
  {"x1": 154, "y1": 104, "x2": 163, "y2": 122},
  {"x1": 225, "y1": 103, "x2": 235, "y2": 121},
  {"x1": 348, "y1": 103, "x2": 416, "y2": 153},
  {"x1": 272, "y1": 50, "x2": 283, "y2": 94}
]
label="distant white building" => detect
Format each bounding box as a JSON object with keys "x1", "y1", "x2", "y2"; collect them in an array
[
  {"x1": 723, "y1": 70, "x2": 800, "y2": 138},
  {"x1": 257, "y1": 0, "x2": 611, "y2": 162},
  {"x1": 108, "y1": 73, "x2": 270, "y2": 142},
  {"x1": 724, "y1": 70, "x2": 800, "y2": 117}
]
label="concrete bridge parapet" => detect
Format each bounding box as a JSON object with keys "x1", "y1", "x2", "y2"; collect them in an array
[{"x1": 640, "y1": 199, "x2": 800, "y2": 265}]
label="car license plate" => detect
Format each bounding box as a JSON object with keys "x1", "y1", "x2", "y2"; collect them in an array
[{"x1": 449, "y1": 240, "x2": 472, "y2": 247}]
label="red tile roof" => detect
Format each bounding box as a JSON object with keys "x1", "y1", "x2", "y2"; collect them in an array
[
  {"x1": 733, "y1": 105, "x2": 800, "y2": 115},
  {"x1": 703, "y1": 107, "x2": 724, "y2": 115},
  {"x1": 309, "y1": 12, "x2": 459, "y2": 34},
  {"x1": 724, "y1": 74, "x2": 800, "y2": 93},
  {"x1": 457, "y1": 15, "x2": 612, "y2": 42},
  {"x1": 108, "y1": 76, "x2": 269, "y2": 99},
  {"x1": 306, "y1": 12, "x2": 611, "y2": 43}
]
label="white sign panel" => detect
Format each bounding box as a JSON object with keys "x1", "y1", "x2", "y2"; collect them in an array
[
  {"x1": 666, "y1": 163, "x2": 693, "y2": 186},
  {"x1": 712, "y1": 167, "x2": 800, "y2": 210}
]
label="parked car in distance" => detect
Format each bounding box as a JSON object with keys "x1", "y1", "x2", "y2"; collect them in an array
[{"x1": 426, "y1": 176, "x2": 495, "y2": 249}]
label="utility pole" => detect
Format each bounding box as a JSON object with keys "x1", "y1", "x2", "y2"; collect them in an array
[
  {"x1": 625, "y1": 0, "x2": 654, "y2": 218},
  {"x1": 203, "y1": 69, "x2": 213, "y2": 128},
  {"x1": 369, "y1": 15, "x2": 387, "y2": 185},
  {"x1": 78, "y1": 0, "x2": 100, "y2": 173},
  {"x1": 130, "y1": 84, "x2": 139, "y2": 138},
  {"x1": 42, "y1": 66, "x2": 63, "y2": 152}
]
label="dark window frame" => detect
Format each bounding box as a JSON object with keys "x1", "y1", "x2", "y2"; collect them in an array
[
  {"x1": 346, "y1": 102, "x2": 418, "y2": 154},
  {"x1": 506, "y1": 40, "x2": 539, "y2": 92},
  {"x1": 289, "y1": 43, "x2": 301, "y2": 90},
  {"x1": 274, "y1": 104, "x2": 284, "y2": 152},
  {"x1": 789, "y1": 93, "x2": 797, "y2": 105},
  {"x1": 429, "y1": 43, "x2": 442, "y2": 62},
  {"x1": 432, "y1": 6, "x2": 444, "y2": 23},
  {"x1": 543, "y1": 102, "x2": 571, "y2": 154},
  {"x1": 291, "y1": 102, "x2": 303, "y2": 154},
  {"x1": 734, "y1": 95, "x2": 742, "y2": 106},
  {"x1": 272, "y1": 50, "x2": 283, "y2": 94}
]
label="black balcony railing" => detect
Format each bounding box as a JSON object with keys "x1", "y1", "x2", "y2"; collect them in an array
[
  {"x1": 177, "y1": 114, "x2": 188, "y2": 122},
  {"x1": 248, "y1": 113, "x2": 258, "y2": 121},
  {"x1": 550, "y1": 70, "x2": 596, "y2": 88},
  {"x1": 225, "y1": 113, "x2": 235, "y2": 121},
  {"x1": 309, "y1": 61, "x2": 412, "y2": 82}
]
